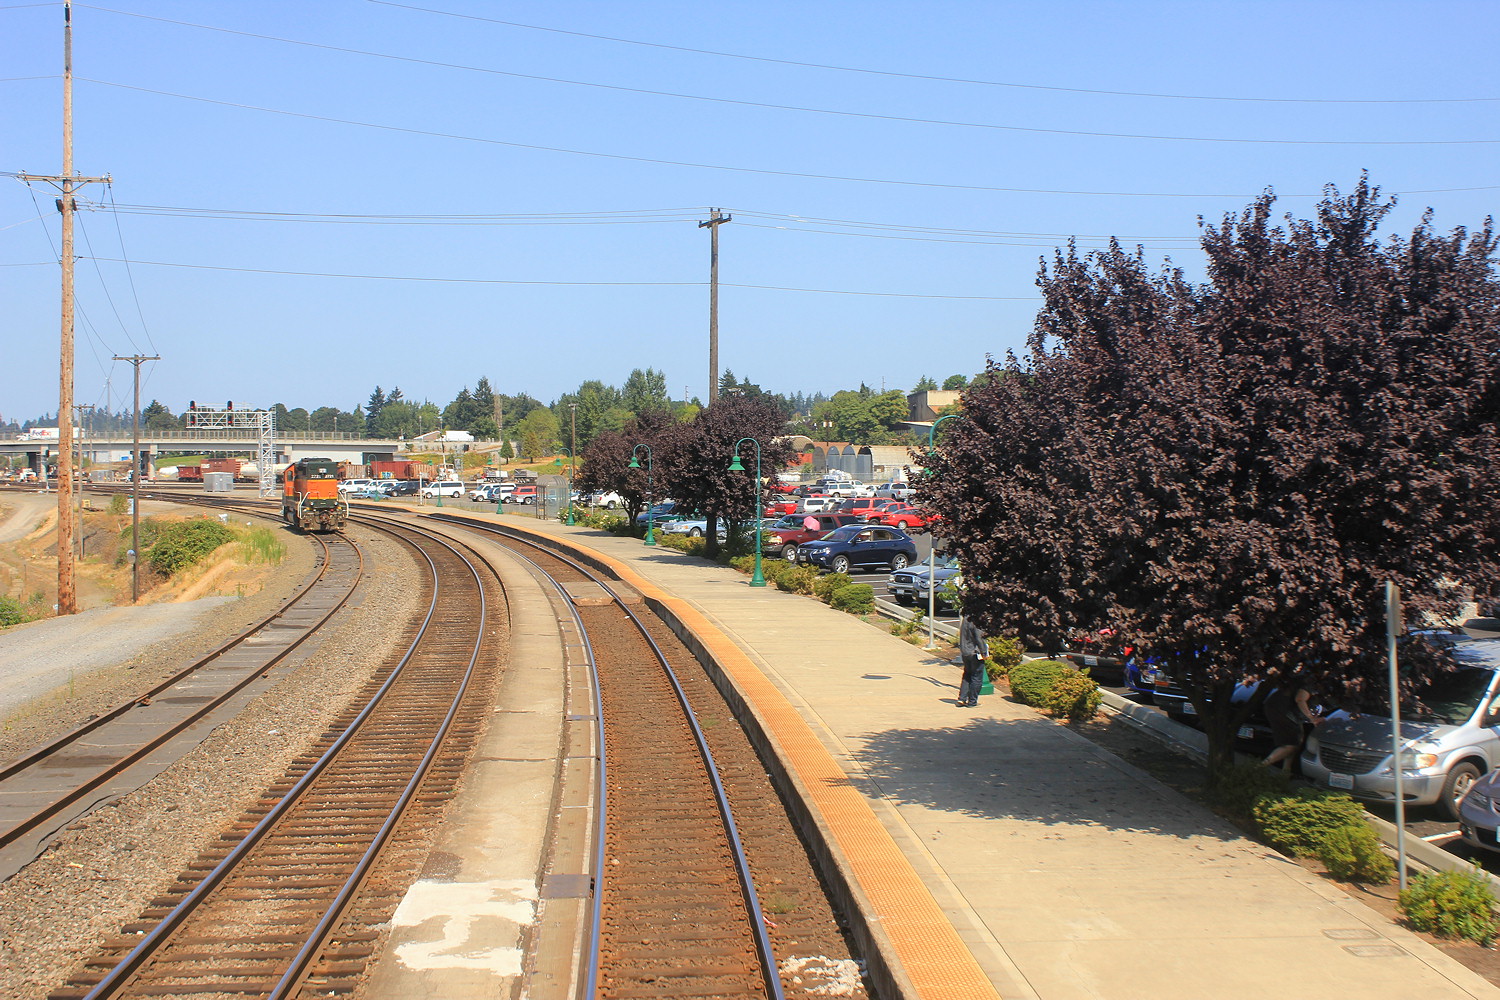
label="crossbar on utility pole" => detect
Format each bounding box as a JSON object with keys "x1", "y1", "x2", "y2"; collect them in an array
[
  {"x1": 114, "y1": 354, "x2": 159, "y2": 603},
  {"x1": 699, "y1": 208, "x2": 731, "y2": 403},
  {"x1": 19, "y1": 0, "x2": 110, "y2": 616}
]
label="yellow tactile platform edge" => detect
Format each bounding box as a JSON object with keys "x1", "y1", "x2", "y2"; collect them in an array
[{"x1": 486, "y1": 516, "x2": 1003, "y2": 1000}]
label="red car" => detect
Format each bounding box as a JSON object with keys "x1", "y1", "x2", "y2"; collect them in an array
[
  {"x1": 871, "y1": 502, "x2": 934, "y2": 532},
  {"x1": 763, "y1": 494, "x2": 801, "y2": 516}
]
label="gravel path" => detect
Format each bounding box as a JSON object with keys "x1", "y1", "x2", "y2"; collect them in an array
[{"x1": 0, "y1": 521, "x2": 424, "y2": 1000}]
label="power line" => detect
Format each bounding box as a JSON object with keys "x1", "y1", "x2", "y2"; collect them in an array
[
  {"x1": 74, "y1": 7, "x2": 1500, "y2": 144},
  {"x1": 366, "y1": 0, "x2": 1500, "y2": 106},
  {"x1": 83, "y1": 80, "x2": 1500, "y2": 199},
  {"x1": 77, "y1": 255, "x2": 1036, "y2": 300}
]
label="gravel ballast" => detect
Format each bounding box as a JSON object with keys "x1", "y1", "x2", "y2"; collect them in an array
[{"x1": 0, "y1": 522, "x2": 424, "y2": 1000}]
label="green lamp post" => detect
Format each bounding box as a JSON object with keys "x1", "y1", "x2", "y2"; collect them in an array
[
  {"x1": 554, "y1": 450, "x2": 575, "y2": 525},
  {"x1": 728, "y1": 437, "x2": 766, "y2": 587},
  {"x1": 628, "y1": 444, "x2": 655, "y2": 546}
]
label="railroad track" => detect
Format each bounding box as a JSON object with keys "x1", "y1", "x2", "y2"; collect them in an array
[
  {"x1": 432, "y1": 514, "x2": 868, "y2": 1000},
  {"x1": 50, "y1": 516, "x2": 499, "y2": 1000},
  {"x1": 0, "y1": 530, "x2": 363, "y2": 880}
]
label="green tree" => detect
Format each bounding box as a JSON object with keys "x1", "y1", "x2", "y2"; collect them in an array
[
  {"x1": 365, "y1": 386, "x2": 386, "y2": 436},
  {"x1": 516, "y1": 407, "x2": 560, "y2": 461},
  {"x1": 913, "y1": 375, "x2": 938, "y2": 391},
  {"x1": 142, "y1": 399, "x2": 177, "y2": 432},
  {"x1": 622, "y1": 367, "x2": 670, "y2": 416},
  {"x1": 942, "y1": 374, "x2": 969, "y2": 390}
]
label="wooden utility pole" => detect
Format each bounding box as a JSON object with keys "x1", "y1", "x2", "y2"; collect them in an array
[
  {"x1": 19, "y1": 1, "x2": 108, "y2": 615},
  {"x1": 115, "y1": 354, "x2": 159, "y2": 603},
  {"x1": 699, "y1": 208, "x2": 731, "y2": 403}
]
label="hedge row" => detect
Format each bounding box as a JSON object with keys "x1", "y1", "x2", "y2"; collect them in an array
[{"x1": 1007, "y1": 659, "x2": 1101, "y2": 722}]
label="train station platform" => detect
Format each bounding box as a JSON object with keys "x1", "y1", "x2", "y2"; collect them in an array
[{"x1": 479, "y1": 513, "x2": 1500, "y2": 1000}]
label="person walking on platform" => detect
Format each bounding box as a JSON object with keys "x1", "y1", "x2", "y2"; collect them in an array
[{"x1": 957, "y1": 616, "x2": 987, "y2": 708}]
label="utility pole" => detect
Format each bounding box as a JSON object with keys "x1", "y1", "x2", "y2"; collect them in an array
[
  {"x1": 698, "y1": 208, "x2": 731, "y2": 404},
  {"x1": 17, "y1": 2, "x2": 110, "y2": 614},
  {"x1": 115, "y1": 354, "x2": 159, "y2": 603}
]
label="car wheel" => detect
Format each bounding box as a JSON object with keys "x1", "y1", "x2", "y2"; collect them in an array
[
  {"x1": 895, "y1": 594, "x2": 914, "y2": 606},
  {"x1": 606, "y1": 500, "x2": 617, "y2": 509},
  {"x1": 782, "y1": 544, "x2": 798, "y2": 562},
  {"x1": 895, "y1": 519, "x2": 908, "y2": 530},
  {"x1": 688, "y1": 527, "x2": 703, "y2": 538},
  {"x1": 831, "y1": 555, "x2": 851, "y2": 574},
  {"x1": 1441, "y1": 762, "x2": 1483, "y2": 820},
  {"x1": 890, "y1": 553, "x2": 910, "y2": 570}
]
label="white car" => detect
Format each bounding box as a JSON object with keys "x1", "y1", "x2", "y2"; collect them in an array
[
  {"x1": 421, "y1": 479, "x2": 465, "y2": 498},
  {"x1": 338, "y1": 478, "x2": 375, "y2": 494},
  {"x1": 468, "y1": 483, "x2": 500, "y2": 501},
  {"x1": 589, "y1": 490, "x2": 624, "y2": 509},
  {"x1": 825, "y1": 480, "x2": 874, "y2": 498}
]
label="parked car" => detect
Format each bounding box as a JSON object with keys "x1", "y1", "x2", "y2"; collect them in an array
[
  {"x1": 468, "y1": 482, "x2": 500, "y2": 501},
  {"x1": 763, "y1": 494, "x2": 801, "y2": 516},
  {"x1": 347, "y1": 486, "x2": 385, "y2": 500},
  {"x1": 585, "y1": 490, "x2": 624, "y2": 508},
  {"x1": 887, "y1": 553, "x2": 961, "y2": 607},
  {"x1": 766, "y1": 513, "x2": 862, "y2": 561},
  {"x1": 797, "y1": 525, "x2": 919, "y2": 574},
  {"x1": 383, "y1": 479, "x2": 420, "y2": 496},
  {"x1": 825, "y1": 480, "x2": 875, "y2": 498},
  {"x1": 796, "y1": 495, "x2": 838, "y2": 514},
  {"x1": 1302, "y1": 634, "x2": 1500, "y2": 820},
  {"x1": 420, "y1": 479, "x2": 465, "y2": 498},
  {"x1": 870, "y1": 502, "x2": 935, "y2": 532},
  {"x1": 507, "y1": 484, "x2": 540, "y2": 504},
  {"x1": 873, "y1": 482, "x2": 914, "y2": 500},
  {"x1": 338, "y1": 478, "x2": 376, "y2": 494},
  {"x1": 635, "y1": 501, "x2": 681, "y2": 525}
]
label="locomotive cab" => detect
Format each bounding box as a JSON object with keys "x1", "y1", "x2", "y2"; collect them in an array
[{"x1": 282, "y1": 457, "x2": 347, "y2": 532}]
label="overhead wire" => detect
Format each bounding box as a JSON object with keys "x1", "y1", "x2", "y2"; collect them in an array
[
  {"x1": 71, "y1": 5, "x2": 1500, "y2": 145},
  {"x1": 80, "y1": 79, "x2": 1500, "y2": 199},
  {"x1": 77, "y1": 255, "x2": 1037, "y2": 300},
  {"x1": 104, "y1": 183, "x2": 157, "y2": 354},
  {"x1": 366, "y1": 0, "x2": 1500, "y2": 105}
]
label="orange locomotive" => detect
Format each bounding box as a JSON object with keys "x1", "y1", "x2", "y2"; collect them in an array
[{"x1": 281, "y1": 457, "x2": 347, "y2": 532}]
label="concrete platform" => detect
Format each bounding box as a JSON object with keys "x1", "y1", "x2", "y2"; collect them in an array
[{"x1": 421, "y1": 510, "x2": 1500, "y2": 1000}]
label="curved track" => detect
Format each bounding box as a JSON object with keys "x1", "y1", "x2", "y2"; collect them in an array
[
  {"x1": 52, "y1": 517, "x2": 498, "y2": 1000},
  {"x1": 0, "y1": 531, "x2": 363, "y2": 881},
  {"x1": 429, "y1": 514, "x2": 796, "y2": 1000}
]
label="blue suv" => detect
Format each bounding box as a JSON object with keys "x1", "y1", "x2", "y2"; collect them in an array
[{"x1": 797, "y1": 524, "x2": 918, "y2": 574}]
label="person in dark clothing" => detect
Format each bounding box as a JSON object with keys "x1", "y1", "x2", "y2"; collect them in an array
[
  {"x1": 1263, "y1": 674, "x2": 1322, "y2": 769},
  {"x1": 957, "y1": 617, "x2": 987, "y2": 708}
]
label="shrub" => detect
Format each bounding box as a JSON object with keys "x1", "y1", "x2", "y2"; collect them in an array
[
  {"x1": 729, "y1": 554, "x2": 756, "y2": 574},
  {"x1": 986, "y1": 635, "x2": 1025, "y2": 679},
  {"x1": 1319, "y1": 824, "x2": 1394, "y2": 885},
  {"x1": 813, "y1": 572, "x2": 853, "y2": 603},
  {"x1": 1252, "y1": 788, "x2": 1366, "y2": 858},
  {"x1": 775, "y1": 565, "x2": 818, "y2": 595},
  {"x1": 0, "y1": 595, "x2": 36, "y2": 627},
  {"x1": 1007, "y1": 659, "x2": 1074, "y2": 707},
  {"x1": 829, "y1": 583, "x2": 874, "y2": 614},
  {"x1": 1400, "y1": 868, "x2": 1498, "y2": 945},
  {"x1": 107, "y1": 493, "x2": 128, "y2": 515},
  {"x1": 148, "y1": 519, "x2": 235, "y2": 575},
  {"x1": 1208, "y1": 762, "x2": 1291, "y2": 820},
  {"x1": 1042, "y1": 671, "x2": 1102, "y2": 722},
  {"x1": 575, "y1": 510, "x2": 627, "y2": 532},
  {"x1": 117, "y1": 517, "x2": 164, "y2": 566}
]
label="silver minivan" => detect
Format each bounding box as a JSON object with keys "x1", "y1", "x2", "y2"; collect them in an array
[{"x1": 1300, "y1": 635, "x2": 1500, "y2": 819}]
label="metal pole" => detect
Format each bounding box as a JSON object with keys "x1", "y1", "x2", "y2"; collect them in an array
[
  {"x1": 114, "y1": 354, "x2": 158, "y2": 603},
  {"x1": 1388, "y1": 580, "x2": 1408, "y2": 892},
  {"x1": 925, "y1": 414, "x2": 959, "y2": 649}
]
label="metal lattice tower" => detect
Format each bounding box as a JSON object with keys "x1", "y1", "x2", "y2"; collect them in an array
[{"x1": 185, "y1": 406, "x2": 277, "y2": 496}]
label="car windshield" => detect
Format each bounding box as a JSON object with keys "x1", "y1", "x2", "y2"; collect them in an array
[
  {"x1": 1410, "y1": 668, "x2": 1495, "y2": 724},
  {"x1": 929, "y1": 554, "x2": 960, "y2": 570},
  {"x1": 824, "y1": 526, "x2": 863, "y2": 542}
]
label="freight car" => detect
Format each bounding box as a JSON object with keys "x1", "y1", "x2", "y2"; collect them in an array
[{"x1": 281, "y1": 457, "x2": 347, "y2": 532}]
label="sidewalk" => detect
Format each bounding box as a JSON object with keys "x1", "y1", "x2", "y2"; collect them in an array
[{"x1": 494, "y1": 514, "x2": 1500, "y2": 1000}]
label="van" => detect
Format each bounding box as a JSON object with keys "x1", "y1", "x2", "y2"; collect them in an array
[
  {"x1": 420, "y1": 480, "x2": 464, "y2": 498},
  {"x1": 1300, "y1": 633, "x2": 1500, "y2": 819}
]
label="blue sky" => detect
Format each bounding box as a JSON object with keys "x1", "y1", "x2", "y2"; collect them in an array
[{"x1": 3, "y1": 0, "x2": 1497, "y2": 422}]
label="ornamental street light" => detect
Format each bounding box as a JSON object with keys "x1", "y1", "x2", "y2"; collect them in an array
[
  {"x1": 628, "y1": 444, "x2": 656, "y2": 546},
  {"x1": 555, "y1": 450, "x2": 575, "y2": 525},
  {"x1": 728, "y1": 437, "x2": 766, "y2": 587}
]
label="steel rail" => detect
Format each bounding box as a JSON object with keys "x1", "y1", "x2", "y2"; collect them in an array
[
  {"x1": 0, "y1": 530, "x2": 343, "y2": 783},
  {"x1": 430, "y1": 513, "x2": 786, "y2": 1000},
  {"x1": 0, "y1": 534, "x2": 363, "y2": 857},
  {"x1": 78, "y1": 517, "x2": 479, "y2": 1000}
]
